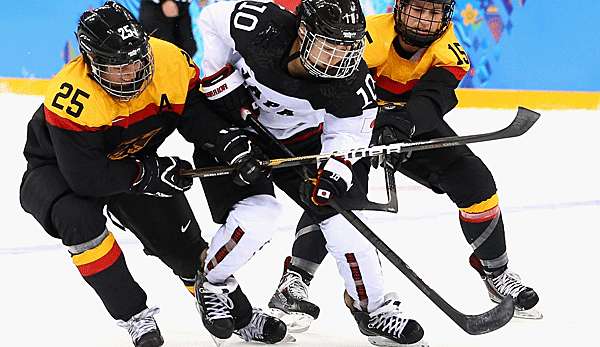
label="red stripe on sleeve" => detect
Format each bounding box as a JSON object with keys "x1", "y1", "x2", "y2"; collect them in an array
[
  {"x1": 188, "y1": 65, "x2": 200, "y2": 91},
  {"x1": 441, "y1": 66, "x2": 468, "y2": 81}
]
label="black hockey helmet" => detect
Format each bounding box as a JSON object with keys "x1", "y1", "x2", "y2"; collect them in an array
[
  {"x1": 296, "y1": 0, "x2": 366, "y2": 79},
  {"x1": 76, "y1": 1, "x2": 154, "y2": 101},
  {"x1": 394, "y1": 0, "x2": 455, "y2": 48}
]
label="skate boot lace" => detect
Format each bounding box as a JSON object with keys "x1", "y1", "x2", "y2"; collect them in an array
[
  {"x1": 203, "y1": 290, "x2": 234, "y2": 321},
  {"x1": 491, "y1": 270, "x2": 529, "y2": 298},
  {"x1": 281, "y1": 271, "x2": 308, "y2": 300},
  {"x1": 236, "y1": 308, "x2": 268, "y2": 342},
  {"x1": 368, "y1": 300, "x2": 409, "y2": 339},
  {"x1": 117, "y1": 306, "x2": 160, "y2": 343}
]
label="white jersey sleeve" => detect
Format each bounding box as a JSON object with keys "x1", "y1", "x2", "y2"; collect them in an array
[
  {"x1": 198, "y1": 1, "x2": 239, "y2": 75},
  {"x1": 321, "y1": 107, "x2": 377, "y2": 163}
]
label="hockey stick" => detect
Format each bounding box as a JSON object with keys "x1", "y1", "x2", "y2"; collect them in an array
[
  {"x1": 181, "y1": 107, "x2": 540, "y2": 179},
  {"x1": 244, "y1": 114, "x2": 520, "y2": 335},
  {"x1": 359, "y1": 162, "x2": 398, "y2": 213},
  {"x1": 331, "y1": 202, "x2": 515, "y2": 335}
]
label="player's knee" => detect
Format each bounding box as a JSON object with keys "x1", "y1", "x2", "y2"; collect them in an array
[
  {"x1": 440, "y1": 155, "x2": 497, "y2": 206},
  {"x1": 20, "y1": 166, "x2": 71, "y2": 238},
  {"x1": 232, "y1": 194, "x2": 282, "y2": 242},
  {"x1": 51, "y1": 194, "x2": 106, "y2": 246}
]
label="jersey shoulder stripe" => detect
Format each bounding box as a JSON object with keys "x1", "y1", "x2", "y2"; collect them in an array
[
  {"x1": 365, "y1": 20, "x2": 470, "y2": 98},
  {"x1": 43, "y1": 37, "x2": 198, "y2": 132}
]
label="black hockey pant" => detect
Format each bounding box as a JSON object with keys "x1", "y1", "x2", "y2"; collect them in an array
[{"x1": 20, "y1": 165, "x2": 207, "y2": 321}]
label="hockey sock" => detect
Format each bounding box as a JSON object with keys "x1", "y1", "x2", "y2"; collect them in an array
[
  {"x1": 180, "y1": 275, "x2": 196, "y2": 295},
  {"x1": 70, "y1": 231, "x2": 147, "y2": 321},
  {"x1": 180, "y1": 249, "x2": 207, "y2": 296},
  {"x1": 290, "y1": 223, "x2": 328, "y2": 279},
  {"x1": 458, "y1": 194, "x2": 508, "y2": 273}
]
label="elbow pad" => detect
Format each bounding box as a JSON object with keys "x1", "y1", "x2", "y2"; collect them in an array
[{"x1": 201, "y1": 64, "x2": 256, "y2": 125}]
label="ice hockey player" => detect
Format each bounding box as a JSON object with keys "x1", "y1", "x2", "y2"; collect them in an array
[
  {"x1": 268, "y1": 0, "x2": 541, "y2": 342},
  {"x1": 191, "y1": 0, "x2": 426, "y2": 345},
  {"x1": 21, "y1": 2, "x2": 223, "y2": 346}
]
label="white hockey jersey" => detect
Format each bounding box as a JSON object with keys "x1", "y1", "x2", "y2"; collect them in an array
[{"x1": 198, "y1": 0, "x2": 378, "y2": 157}]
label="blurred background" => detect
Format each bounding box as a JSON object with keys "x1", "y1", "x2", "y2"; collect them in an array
[
  {"x1": 1, "y1": 3, "x2": 598, "y2": 345},
  {"x1": 1, "y1": 0, "x2": 598, "y2": 108}
]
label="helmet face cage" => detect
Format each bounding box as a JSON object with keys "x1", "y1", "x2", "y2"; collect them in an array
[
  {"x1": 87, "y1": 46, "x2": 154, "y2": 102},
  {"x1": 394, "y1": 0, "x2": 455, "y2": 48},
  {"x1": 77, "y1": 1, "x2": 154, "y2": 101},
  {"x1": 299, "y1": 23, "x2": 365, "y2": 79},
  {"x1": 297, "y1": 0, "x2": 366, "y2": 79}
]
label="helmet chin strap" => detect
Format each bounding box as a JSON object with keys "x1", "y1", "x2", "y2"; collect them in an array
[
  {"x1": 285, "y1": 51, "x2": 301, "y2": 64},
  {"x1": 284, "y1": 51, "x2": 312, "y2": 78}
]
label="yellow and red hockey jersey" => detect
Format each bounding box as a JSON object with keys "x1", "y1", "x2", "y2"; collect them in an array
[
  {"x1": 23, "y1": 37, "x2": 211, "y2": 197},
  {"x1": 364, "y1": 13, "x2": 470, "y2": 104}
]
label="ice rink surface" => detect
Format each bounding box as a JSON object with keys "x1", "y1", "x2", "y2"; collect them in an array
[{"x1": 1, "y1": 93, "x2": 598, "y2": 346}]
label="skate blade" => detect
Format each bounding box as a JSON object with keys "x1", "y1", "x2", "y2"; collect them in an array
[
  {"x1": 267, "y1": 308, "x2": 314, "y2": 333},
  {"x1": 514, "y1": 307, "x2": 543, "y2": 320},
  {"x1": 281, "y1": 334, "x2": 297, "y2": 343},
  {"x1": 210, "y1": 334, "x2": 228, "y2": 347},
  {"x1": 490, "y1": 297, "x2": 543, "y2": 320},
  {"x1": 367, "y1": 336, "x2": 429, "y2": 347},
  {"x1": 234, "y1": 334, "x2": 296, "y2": 344}
]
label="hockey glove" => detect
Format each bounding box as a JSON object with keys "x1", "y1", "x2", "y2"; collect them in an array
[
  {"x1": 371, "y1": 104, "x2": 416, "y2": 170},
  {"x1": 201, "y1": 64, "x2": 257, "y2": 126},
  {"x1": 214, "y1": 127, "x2": 269, "y2": 186},
  {"x1": 304, "y1": 156, "x2": 353, "y2": 207},
  {"x1": 131, "y1": 156, "x2": 193, "y2": 198}
]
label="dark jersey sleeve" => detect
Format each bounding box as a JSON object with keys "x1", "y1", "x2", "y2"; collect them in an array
[
  {"x1": 406, "y1": 66, "x2": 460, "y2": 136},
  {"x1": 44, "y1": 110, "x2": 138, "y2": 197},
  {"x1": 177, "y1": 86, "x2": 233, "y2": 158},
  {"x1": 24, "y1": 105, "x2": 59, "y2": 170}
]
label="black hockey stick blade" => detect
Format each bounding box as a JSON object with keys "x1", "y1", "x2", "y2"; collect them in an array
[
  {"x1": 455, "y1": 296, "x2": 515, "y2": 335},
  {"x1": 402, "y1": 106, "x2": 540, "y2": 152}
]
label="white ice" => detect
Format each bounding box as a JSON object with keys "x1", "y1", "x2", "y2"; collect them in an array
[{"x1": 1, "y1": 93, "x2": 598, "y2": 346}]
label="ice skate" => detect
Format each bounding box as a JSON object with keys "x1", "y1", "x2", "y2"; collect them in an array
[
  {"x1": 117, "y1": 307, "x2": 164, "y2": 347},
  {"x1": 346, "y1": 291, "x2": 427, "y2": 347},
  {"x1": 470, "y1": 253, "x2": 542, "y2": 319},
  {"x1": 234, "y1": 307, "x2": 295, "y2": 343},
  {"x1": 268, "y1": 270, "x2": 320, "y2": 332},
  {"x1": 195, "y1": 273, "x2": 238, "y2": 340}
]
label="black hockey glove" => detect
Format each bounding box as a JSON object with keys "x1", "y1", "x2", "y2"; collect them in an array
[
  {"x1": 131, "y1": 156, "x2": 193, "y2": 198},
  {"x1": 371, "y1": 104, "x2": 416, "y2": 170},
  {"x1": 302, "y1": 156, "x2": 353, "y2": 207},
  {"x1": 213, "y1": 127, "x2": 269, "y2": 186},
  {"x1": 201, "y1": 64, "x2": 257, "y2": 126}
]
